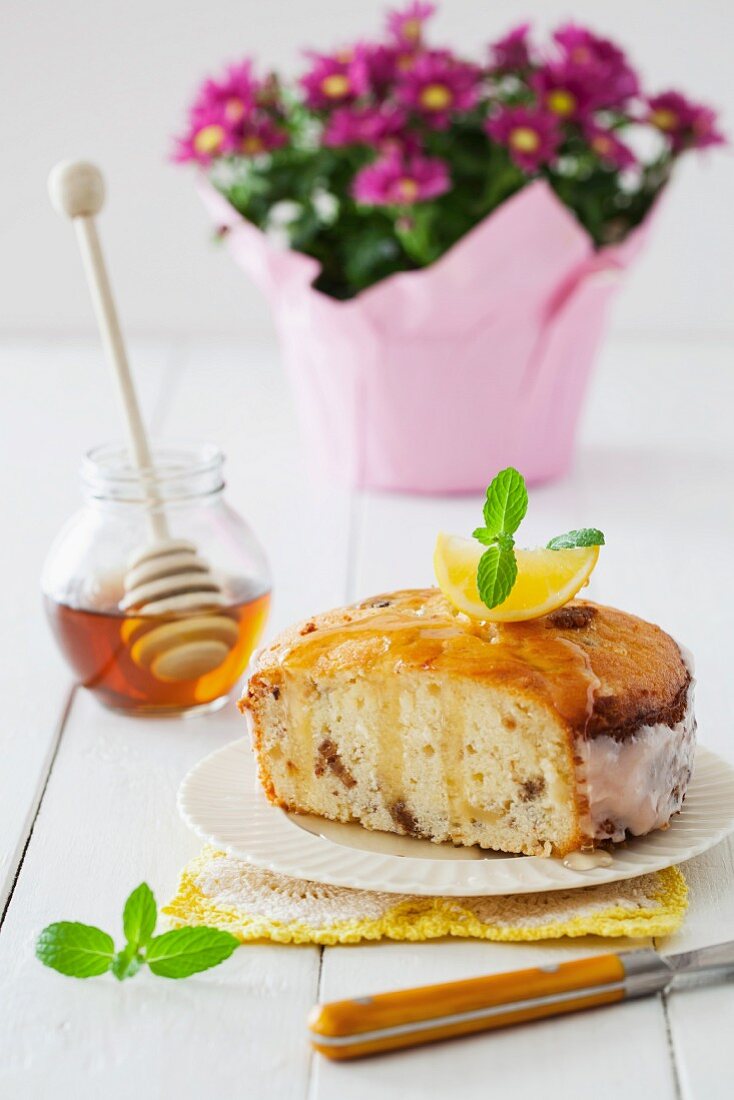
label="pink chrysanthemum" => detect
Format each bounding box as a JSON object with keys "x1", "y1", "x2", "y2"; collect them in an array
[
  {"x1": 583, "y1": 123, "x2": 637, "y2": 169},
  {"x1": 173, "y1": 58, "x2": 289, "y2": 164},
  {"x1": 353, "y1": 150, "x2": 450, "y2": 205},
  {"x1": 299, "y1": 49, "x2": 370, "y2": 109},
  {"x1": 553, "y1": 24, "x2": 639, "y2": 108},
  {"x1": 324, "y1": 104, "x2": 408, "y2": 148},
  {"x1": 532, "y1": 65, "x2": 594, "y2": 122},
  {"x1": 386, "y1": 2, "x2": 435, "y2": 47},
  {"x1": 237, "y1": 118, "x2": 288, "y2": 157},
  {"x1": 488, "y1": 23, "x2": 532, "y2": 74},
  {"x1": 647, "y1": 91, "x2": 725, "y2": 152},
  {"x1": 359, "y1": 44, "x2": 401, "y2": 94},
  {"x1": 191, "y1": 60, "x2": 260, "y2": 125},
  {"x1": 173, "y1": 107, "x2": 239, "y2": 165},
  {"x1": 486, "y1": 106, "x2": 561, "y2": 172},
  {"x1": 396, "y1": 51, "x2": 481, "y2": 128}
]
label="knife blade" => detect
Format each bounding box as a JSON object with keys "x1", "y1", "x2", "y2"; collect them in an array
[{"x1": 308, "y1": 942, "x2": 734, "y2": 1060}]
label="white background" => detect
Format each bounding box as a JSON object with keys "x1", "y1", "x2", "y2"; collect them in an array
[{"x1": 1, "y1": 0, "x2": 732, "y2": 338}]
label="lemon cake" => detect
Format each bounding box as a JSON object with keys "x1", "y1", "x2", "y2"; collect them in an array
[{"x1": 239, "y1": 590, "x2": 695, "y2": 857}]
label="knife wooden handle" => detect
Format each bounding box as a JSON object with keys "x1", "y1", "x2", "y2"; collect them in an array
[{"x1": 308, "y1": 954, "x2": 626, "y2": 1060}]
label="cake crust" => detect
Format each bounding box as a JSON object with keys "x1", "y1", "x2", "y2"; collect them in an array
[{"x1": 244, "y1": 591, "x2": 690, "y2": 740}]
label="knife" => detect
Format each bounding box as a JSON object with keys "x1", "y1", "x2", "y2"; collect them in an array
[{"x1": 308, "y1": 941, "x2": 734, "y2": 1060}]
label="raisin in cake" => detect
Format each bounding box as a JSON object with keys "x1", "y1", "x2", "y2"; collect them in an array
[{"x1": 239, "y1": 590, "x2": 695, "y2": 857}]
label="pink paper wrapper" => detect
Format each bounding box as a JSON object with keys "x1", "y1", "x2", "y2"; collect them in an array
[{"x1": 200, "y1": 178, "x2": 651, "y2": 493}]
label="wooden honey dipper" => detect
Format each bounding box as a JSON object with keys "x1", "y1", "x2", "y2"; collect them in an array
[{"x1": 48, "y1": 160, "x2": 238, "y2": 682}]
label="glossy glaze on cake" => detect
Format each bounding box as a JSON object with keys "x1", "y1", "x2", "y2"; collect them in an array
[{"x1": 240, "y1": 590, "x2": 694, "y2": 857}]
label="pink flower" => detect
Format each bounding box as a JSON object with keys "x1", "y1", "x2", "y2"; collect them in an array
[
  {"x1": 191, "y1": 60, "x2": 260, "y2": 125},
  {"x1": 237, "y1": 118, "x2": 288, "y2": 157},
  {"x1": 552, "y1": 24, "x2": 639, "y2": 108},
  {"x1": 488, "y1": 24, "x2": 532, "y2": 74},
  {"x1": 324, "y1": 104, "x2": 408, "y2": 148},
  {"x1": 360, "y1": 44, "x2": 400, "y2": 94},
  {"x1": 532, "y1": 65, "x2": 593, "y2": 122},
  {"x1": 353, "y1": 150, "x2": 450, "y2": 205},
  {"x1": 173, "y1": 107, "x2": 239, "y2": 165},
  {"x1": 386, "y1": 2, "x2": 435, "y2": 47},
  {"x1": 647, "y1": 91, "x2": 725, "y2": 152},
  {"x1": 173, "y1": 58, "x2": 290, "y2": 164},
  {"x1": 583, "y1": 123, "x2": 637, "y2": 169},
  {"x1": 299, "y1": 49, "x2": 370, "y2": 109},
  {"x1": 486, "y1": 106, "x2": 561, "y2": 172},
  {"x1": 396, "y1": 51, "x2": 481, "y2": 128}
]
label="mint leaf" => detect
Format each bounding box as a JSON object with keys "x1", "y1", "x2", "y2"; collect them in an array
[
  {"x1": 546, "y1": 528, "x2": 605, "y2": 550},
  {"x1": 477, "y1": 541, "x2": 518, "y2": 610},
  {"x1": 111, "y1": 945, "x2": 142, "y2": 981},
  {"x1": 472, "y1": 526, "x2": 498, "y2": 547},
  {"x1": 122, "y1": 883, "x2": 157, "y2": 950},
  {"x1": 463, "y1": 468, "x2": 604, "y2": 616},
  {"x1": 494, "y1": 532, "x2": 515, "y2": 552},
  {"x1": 145, "y1": 928, "x2": 239, "y2": 979},
  {"x1": 482, "y1": 467, "x2": 528, "y2": 538},
  {"x1": 36, "y1": 922, "x2": 115, "y2": 978}
]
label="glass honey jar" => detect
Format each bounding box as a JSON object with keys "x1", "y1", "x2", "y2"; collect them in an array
[{"x1": 42, "y1": 443, "x2": 271, "y2": 716}]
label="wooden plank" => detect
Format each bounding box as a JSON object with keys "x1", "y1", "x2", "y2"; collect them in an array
[
  {"x1": 659, "y1": 835, "x2": 734, "y2": 1100},
  {"x1": 0, "y1": 338, "x2": 173, "y2": 912},
  {"x1": 313, "y1": 513, "x2": 672, "y2": 1098},
  {"x1": 311, "y1": 940, "x2": 676, "y2": 1100},
  {"x1": 578, "y1": 335, "x2": 734, "y2": 765},
  {"x1": 311, "y1": 334, "x2": 734, "y2": 1098},
  {"x1": 578, "y1": 336, "x2": 732, "y2": 1100},
  {"x1": 0, "y1": 689, "x2": 320, "y2": 1096},
  {"x1": 165, "y1": 341, "x2": 354, "y2": 633},
  {"x1": 0, "y1": 339, "x2": 351, "y2": 1096}
]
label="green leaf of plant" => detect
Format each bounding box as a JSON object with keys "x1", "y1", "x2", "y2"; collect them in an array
[
  {"x1": 111, "y1": 945, "x2": 142, "y2": 982},
  {"x1": 35, "y1": 922, "x2": 115, "y2": 978},
  {"x1": 122, "y1": 883, "x2": 157, "y2": 950},
  {"x1": 144, "y1": 927, "x2": 239, "y2": 979},
  {"x1": 546, "y1": 528, "x2": 606, "y2": 550},
  {"x1": 472, "y1": 526, "x2": 497, "y2": 546},
  {"x1": 477, "y1": 541, "x2": 518, "y2": 610},
  {"x1": 482, "y1": 467, "x2": 528, "y2": 537}
]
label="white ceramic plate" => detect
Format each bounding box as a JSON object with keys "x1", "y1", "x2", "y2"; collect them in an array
[{"x1": 178, "y1": 740, "x2": 734, "y2": 896}]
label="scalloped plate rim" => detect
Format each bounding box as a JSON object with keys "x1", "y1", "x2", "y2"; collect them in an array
[{"x1": 177, "y1": 740, "x2": 734, "y2": 896}]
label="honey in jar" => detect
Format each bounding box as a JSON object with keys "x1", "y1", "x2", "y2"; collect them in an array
[{"x1": 42, "y1": 444, "x2": 270, "y2": 716}]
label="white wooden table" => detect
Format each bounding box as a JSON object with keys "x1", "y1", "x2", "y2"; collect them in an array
[{"x1": 1, "y1": 333, "x2": 732, "y2": 1099}]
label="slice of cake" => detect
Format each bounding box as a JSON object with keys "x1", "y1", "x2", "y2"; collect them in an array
[{"x1": 239, "y1": 591, "x2": 694, "y2": 857}]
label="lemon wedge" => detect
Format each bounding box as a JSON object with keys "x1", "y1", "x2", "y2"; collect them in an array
[{"x1": 433, "y1": 532, "x2": 600, "y2": 622}]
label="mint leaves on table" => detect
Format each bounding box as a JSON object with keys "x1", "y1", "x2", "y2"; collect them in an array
[
  {"x1": 145, "y1": 927, "x2": 241, "y2": 978},
  {"x1": 35, "y1": 883, "x2": 239, "y2": 982},
  {"x1": 35, "y1": 922, "x2": 116, "y2": 978},
  {"x1": 122, "y1": 881, "x2": 157, "y2": 949},
  {"x1": 472, "y1": 468, "x2": 604, "y2": 611}
]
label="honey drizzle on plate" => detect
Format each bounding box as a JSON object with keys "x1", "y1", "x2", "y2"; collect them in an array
[{"x1": 563, "y1": 849, "x2": 614, "y2": 870}]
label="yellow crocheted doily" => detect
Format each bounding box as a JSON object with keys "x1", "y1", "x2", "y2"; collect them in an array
[{"x1": 163, "y1": 847, "x2": 687, "y2": 945}]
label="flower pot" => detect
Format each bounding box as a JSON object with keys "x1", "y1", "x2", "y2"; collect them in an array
[{"x1": 199, "y1": 179, "x2": 651, "y2": 493}]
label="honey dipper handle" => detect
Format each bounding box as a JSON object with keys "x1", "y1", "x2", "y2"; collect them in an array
[{"x1": 48, "y1": 160, "x2": 167, "y2": 542}]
